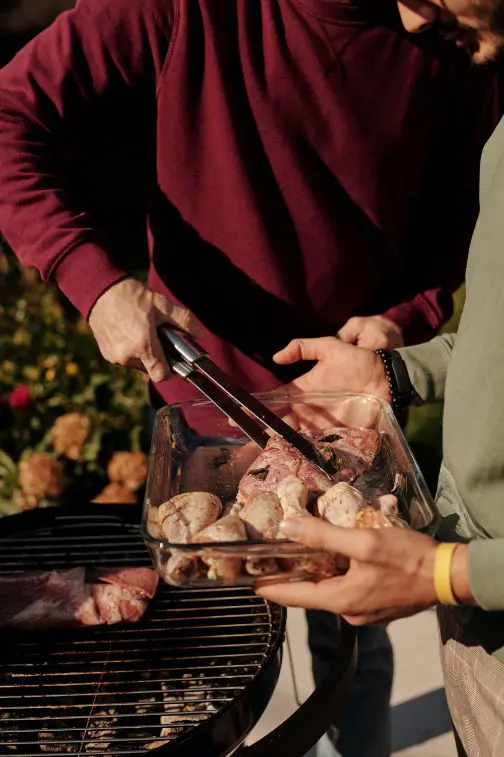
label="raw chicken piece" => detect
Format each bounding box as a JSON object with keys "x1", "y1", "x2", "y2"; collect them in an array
[
  {"x1": 245, "y1": 558, "x2": 280, "y2": 576},
  {"x1": 223, "y1": 501, "x2": 243, "y2": 517},
  {"x1": 282, "y1": 553, "x2": 338, "y2": 579},
  {"x1": 195, "y1": 515, "x2": 247, "y2": 579},
  {"x1": 238, "y1": 428, "x2": 380, "y2": 504},
  {"x1": 376, "y1": 494, "x2": 399, "y2": 519},
  {"x1": 0, "y1": 567, "x2": 159, "y2": 630},
  {"x1": 97, "y1": 566, "x2": 159, "y2": 598},
  {"x1": 164, "y1": 552, "x2": 203, "y2": 584},
  {"x1": 194, "y1": 514, "x2": 247, "y2": 543},
  {"x1": 356, "y1": 506, "x2": 394, "y2": 529},
  {"x1": 317, "y1": 483, "x2": 368, "y2": 528},
  {"x1": 158, "y1": 492, "x2": 222, "y2": 543},
  {"x1": 238, "y1": 435, "x2": 331, "y2": 504},
  {"x1": 277, "y1": 475, "x2": 309, "y2": 518},
  {"x1": 239, "y1": 492, "x2": 283, "y2": 540},
  {"x1": 314, "y1": 427, "x2": 380, "y2": 482}
]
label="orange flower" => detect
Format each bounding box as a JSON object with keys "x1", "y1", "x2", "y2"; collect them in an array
[
  {"x1": 92, "y1": 483, "x2": 137, "y2": 504},
  {"x1": 107, "y1": 451, "x2": 148, "y2": 491},
  {"x1": 13, "y1": 489, "x2": 39, "y2": 511},
  {"x1": 50, "y1": 412, "x2": 91, "y2": 460},
  {"x1": 18, "y1": 453, "x2": 65, "y2": 502}
]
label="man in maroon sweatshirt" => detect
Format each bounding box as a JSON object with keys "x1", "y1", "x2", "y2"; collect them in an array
[{"x1": 0, "y1": 1, "x2": 497, "y2": 755}]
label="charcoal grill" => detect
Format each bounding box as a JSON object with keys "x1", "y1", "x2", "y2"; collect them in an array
[{"x1": 0, "y1": 504, "x2": 356, "y2": 756}]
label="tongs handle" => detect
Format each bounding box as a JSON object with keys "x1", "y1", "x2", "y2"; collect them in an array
[{"x1": 157, "y1": 324, "x2": 208, "y2": 366}]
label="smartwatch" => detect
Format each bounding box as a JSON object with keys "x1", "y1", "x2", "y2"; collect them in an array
[{"x1": 375, "y1": 349, "x2": 415, "y2": 410}]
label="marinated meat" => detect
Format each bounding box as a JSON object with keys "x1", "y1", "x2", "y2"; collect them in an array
[
  {"x1": 282, "y1": 552, "x2": 338, "y2": 578},
  {"x1": 97, "y1": 566, "x2": 159, "y2": 598},
  {"x1": 158, "y1": 492, "x2": 222, "y2": 543},
  {"x1": 0, "y1": 566, "x2": 159, "y2": 630},
  {"x1": 238, "y1": 428, "x2": 380, "y2": 504},
  {"x1": 245, "y1": 558, "x2": 280, "y2": 576},
  {"x1": 314, "y1": 427, "x2": 381, "y2": 482},
  {"x1": 356, "y1": 506, "x2": 394, "y2": 529},
  {"x1": 164, "y1": 552, "x2": 204, "y2": 583},
  {"x1": 239, "y1": 492, "x2": 283, "y2": 540},
  {"x1": 375, "y1": 493, "x2": 399, "y2": 519},
  {"x1": 277, "y1": 475, "x2": 310, "y2": 518},
  {"x1": 317, "y1": 483, "x2": 368, "y2": 528},
  {"x1": 194, "y1": 515, "x2": 247, "y2": 579},
  {"x1": 238, "y1": 435, "x2": 331, "y2": 504},
  {"x1": 194, "y1": 514, "x2": 247, "y2": 544}
]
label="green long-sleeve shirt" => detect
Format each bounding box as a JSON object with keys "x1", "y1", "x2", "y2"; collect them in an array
[{"x1": 399, "y1": 116, "x2": 504, "y2": 660}]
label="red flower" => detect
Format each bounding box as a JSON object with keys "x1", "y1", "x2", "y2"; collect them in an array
[{"x1": 9, "y1": 385, "x2": 31, "y2": 411}]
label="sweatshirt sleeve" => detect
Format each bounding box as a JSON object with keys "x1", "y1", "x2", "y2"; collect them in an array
[
  {"x1": 382, "y1": 71, "x2": 498, "y2": 346},
  {"x1": 397, "y1": 333, "x2": 456, "y2": 404},
  {"x1": 468, "y1": 539, "x2": 504, "y2": 611},
  {"x1": 0, "y1": 0, "x2": 175, "y2": 319}
]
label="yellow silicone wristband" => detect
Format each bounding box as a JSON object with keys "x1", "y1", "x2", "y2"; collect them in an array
[{"x1": 434, "y1": 542, "x2": 459, "y2": 606}]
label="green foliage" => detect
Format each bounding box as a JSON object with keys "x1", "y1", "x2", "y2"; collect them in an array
[{"x1": 0, "y1": 241, "x2": 150, "y2": 514}]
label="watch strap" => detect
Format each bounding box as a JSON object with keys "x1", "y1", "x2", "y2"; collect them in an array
[{"x1": 375, "y1": 349, "x2": 414, "y2": 410}]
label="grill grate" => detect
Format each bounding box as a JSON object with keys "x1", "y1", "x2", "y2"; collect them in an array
[{"x1": 0, "y1": 512, "x2": 283, "y2": 755}]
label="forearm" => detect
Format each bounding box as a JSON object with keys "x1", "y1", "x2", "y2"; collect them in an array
[
  {"x1": 467, "y1": 539, "x2": 504, "y2": 611},
  {"x1": 0, "y1": 0, "x2": 172, "y2": 317},
  {"x1": 397, "y1": 333, "x2": 456, "y2": 404}
]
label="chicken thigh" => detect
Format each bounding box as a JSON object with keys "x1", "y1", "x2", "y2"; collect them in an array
[
  {"x1": 316, "y1": 482, "x2": 368, "y2": 528},
  {"x1": 194, "y1": 515, "x2": 247, "y2": 579},
  {"x1": 158, "y1": 492, "x2": 222, "y2": 543}
]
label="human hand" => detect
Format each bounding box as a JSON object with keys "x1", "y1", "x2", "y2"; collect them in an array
[
  {"x1": 338, "y1": 315, "x2": 404, "y2": 350},
  {"x1": 88, "y1": 278, "x2": 202, "y2": 383},
  {"x1": 256, "y1": 517, "x2": 448, "y2": 624},
  {"x1": 272, "y1": 337, "x2": 390, "y2": 401}
]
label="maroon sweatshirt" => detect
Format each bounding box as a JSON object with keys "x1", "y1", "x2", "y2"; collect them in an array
[{"x1": 0, "y1": 0, "x2": 496, "y2": 407}]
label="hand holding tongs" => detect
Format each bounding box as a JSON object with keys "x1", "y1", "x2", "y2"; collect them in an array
[{"x1": 157, "y1": 325, "x2": 333, "y2": 477}]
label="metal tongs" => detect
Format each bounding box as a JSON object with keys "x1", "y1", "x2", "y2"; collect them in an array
[{"x1": 158, "y1": 325, "x2": 333, "y2": 478}]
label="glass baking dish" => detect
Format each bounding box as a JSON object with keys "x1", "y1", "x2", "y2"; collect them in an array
[{"x1": 142, "y1": 393, "x2": 437, "y2": 587}]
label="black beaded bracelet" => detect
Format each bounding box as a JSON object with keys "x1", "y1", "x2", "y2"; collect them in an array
[
  {"x1": 375, "y1": 348, "x2": 415, "y2": 412},
  {"x1": 375, "y1": 349, "x2": 399, "y2": 409}
]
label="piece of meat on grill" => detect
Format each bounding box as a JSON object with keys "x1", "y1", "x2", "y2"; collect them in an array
[
  {"x1": 317, "y1": 482, "x2": 369, "y2": 528},
  {"x1": 97, "y1": 566, "x2": 159, "y2": 598},
  {"x1": 194, "y1": 515, "x2": 247, "y2": 579},
  {"x1": 239, "y1": 492, "x2": 283, "y2": 540},
  {"x1": 277, "y1": 475, "x2": 310, "y2": 518},
  {"x1": 0, "y1": 566, "x2": 159, "y2": 630},
  {"x1": 158, "y1": 492, "x2": 222, "y2": 543}
]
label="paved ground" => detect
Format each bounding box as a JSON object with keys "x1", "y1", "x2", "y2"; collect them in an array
[{"x1": 247, "y1": 607, "x2": 456, "y2": 756}]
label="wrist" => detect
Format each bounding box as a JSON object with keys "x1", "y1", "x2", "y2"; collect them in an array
[
  {"x1": 451, "y1": 544, "x2": 476, "y2": 605},
  {"x1": 368, "y1": 353, "x2": 392, "y2": 403},
  {"x1": 375, "y1": 349, "x2": 414, "y2": 411}
]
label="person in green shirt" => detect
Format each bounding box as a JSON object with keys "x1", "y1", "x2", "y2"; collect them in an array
[
  {"x1": 257, "y1": 113, "x2": 504, "y2": 753},
  {"x1": 255, "y1": 6, "x2": 504, "y2": 754}
]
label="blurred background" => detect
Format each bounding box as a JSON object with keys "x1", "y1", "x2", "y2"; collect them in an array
[{"x1": 0, "y1": 0, "x2": 487, "y2": 518}]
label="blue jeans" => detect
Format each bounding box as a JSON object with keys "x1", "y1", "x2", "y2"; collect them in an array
[{"x1": 306, "y1": 611, "x2": 393, "y2": 757}]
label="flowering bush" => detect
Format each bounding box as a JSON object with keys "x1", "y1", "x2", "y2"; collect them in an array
[{"x1": 0, "y1": 241, "x2": 151, "y2": 516}]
